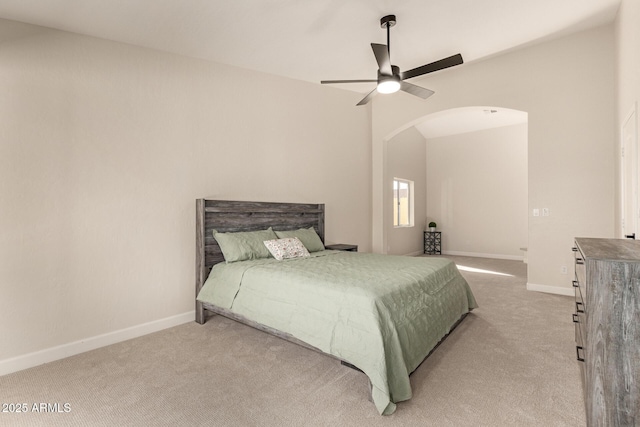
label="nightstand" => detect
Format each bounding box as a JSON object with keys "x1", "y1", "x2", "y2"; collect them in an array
[
  {"x1": 325, "y1": 244, "x2": 358, "y2": 252},
  {"x1": 423, "y1": 231, "x2": 441, "y2": 255}
]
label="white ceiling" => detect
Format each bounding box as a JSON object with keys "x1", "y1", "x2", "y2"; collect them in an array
[
  {"x1": 414, "y1": 107, "x2": 528, "y2": 139},
  {"x1": 0, "y1": 0, "x2": 620, "y2": 137},
  {"x1": 0, "y1": 0, "x2": 621, "y2": 93}
]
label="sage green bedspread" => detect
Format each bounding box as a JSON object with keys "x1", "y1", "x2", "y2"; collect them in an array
[{"x1": 197, "y1": 251, "x2": 477, "y2": 415}]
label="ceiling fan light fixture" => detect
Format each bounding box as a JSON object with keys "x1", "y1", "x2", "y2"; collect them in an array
[{"x1": 377, "y1": 78, "x2": 400, "y2": 94}]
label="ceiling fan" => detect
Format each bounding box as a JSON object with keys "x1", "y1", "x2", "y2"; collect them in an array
[{"x1": 321, "y1": 15, "x2": 464, "y2": 106}]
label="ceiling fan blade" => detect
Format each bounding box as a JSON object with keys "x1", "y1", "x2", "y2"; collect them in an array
[
  {"x1": 371, "y1": 43, "x2": 392, "y2": 75},
  {"x1": 321, "y1": 79, "x2": 377, "y2": 84},
  {"x1": 356, "y1": 88, "x2": 377, "y2": 106},
  {"x1": 401, "y1": 53, "x2": 463, "y2": 80},
  {"x1": 400, "y1": 81, "x2": 435, "y2": 100}
]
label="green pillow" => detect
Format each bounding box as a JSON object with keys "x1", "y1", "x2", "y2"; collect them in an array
[
  {"x1": 275, "y1": 227, "x2": 325, "y2": 252},
  {"x1": 212, "y1": 228, "x2": 278, "y2": 263}
]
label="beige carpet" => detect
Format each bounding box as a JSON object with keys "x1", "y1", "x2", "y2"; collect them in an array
[{"x1": 1, "y1": 256, "x2": 585, "y2": 426}]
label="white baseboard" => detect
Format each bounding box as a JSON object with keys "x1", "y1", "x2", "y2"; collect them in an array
[
  {"x1": 526, "y1": 282, "x2": 574, "y2": 296},
  {"x1": 442, "y1": 250, "x2": 524, "y2": 261},
  {"x1": 0, "y1": 311, "x2": 195, "y2": 377}
]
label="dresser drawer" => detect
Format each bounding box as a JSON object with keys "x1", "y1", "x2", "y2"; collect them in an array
[
  {"x1": 572, "y1": 299, "x2": 587, "y2": 402},
  {"x1": 573, "y1": 295, "x2": 585, "y2": 338},
  {"x1": 574, "y1": 286, "x2": 585, "y2": 315},
  {"x1": 573, "y1": 311, "x2": 585, "y2": 348},
  {"x1": 573, "y1": 245, "x2": 586, "y2": 307}
]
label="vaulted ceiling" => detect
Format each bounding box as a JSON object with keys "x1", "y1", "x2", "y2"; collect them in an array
[
  {"x1": 0, "y1": 1, "x2": 621, "y2": 137},
  {"x1": 0, "y1": 0, "x2": 621, "y2": 95}
]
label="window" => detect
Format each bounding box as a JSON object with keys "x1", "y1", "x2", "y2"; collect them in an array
[{"x1": 393, "y1": 178, "x2": 414, "y2": 227}]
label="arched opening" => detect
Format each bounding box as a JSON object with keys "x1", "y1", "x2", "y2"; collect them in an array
[{"x1": 384, "y1": 106, "x2": 528, "y2": 260}]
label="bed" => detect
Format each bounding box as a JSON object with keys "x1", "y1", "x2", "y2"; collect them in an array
[{"x1": 195, "y1": 199, "x2": 477, "y2": 415}]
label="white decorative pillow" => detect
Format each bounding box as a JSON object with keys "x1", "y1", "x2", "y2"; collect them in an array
[{"x1": 263, "y1": 237, "x2": 310, "y2": 261}]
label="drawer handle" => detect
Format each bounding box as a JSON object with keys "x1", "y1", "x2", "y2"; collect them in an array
[
  {"x1": 576, "y1": 346, "x2": 585, "y2": 362},
  {"x1": 575, "y1": 301, "x2": 584, "y2": 313},
  {"x1": 572, "y1": 313, "x2": 579, "y2": 323},
  {"x1": 572, "y1": 280, "x2": 579, "y2": 288},
  {"x1": 572, "y1": 247, "x2": 578, "y2": 252},
  {"x1": 576, "y1": 258, "x2": 584, "y2": 265}
]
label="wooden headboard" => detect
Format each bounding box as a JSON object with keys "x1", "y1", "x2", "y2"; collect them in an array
[{"x1": 195, "y1": 199, "x2": 325, "y2": 323}]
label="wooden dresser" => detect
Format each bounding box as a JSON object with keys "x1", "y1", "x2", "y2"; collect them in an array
[{"x1": 573, "y1": 238, "x2": 640, "y2": 426}]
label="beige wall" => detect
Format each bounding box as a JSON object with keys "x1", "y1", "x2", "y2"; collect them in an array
[
  {"x1": 615, "y1": 0, "x2": 640, "y2": 233},
  {"x1": 0, "y1": 19, "x2": 371, "y2": 364},
  {"x1": 386, "y1": 127, "x2": 427, "y2": 255},
  {"x1": 372, "y1": 25, "x2": 616, "y2": 294},
  {"x1": 426, "y1": 124, "x2": 528, "y2": 259}
]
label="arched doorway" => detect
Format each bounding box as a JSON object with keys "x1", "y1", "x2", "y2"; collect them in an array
[{"x1": 383, "y1": 106, "x2": 528, "y2": 259}]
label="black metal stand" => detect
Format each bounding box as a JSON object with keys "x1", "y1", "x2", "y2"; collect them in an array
[{"x1": 423, "y1": 231, "x2": 442, "y2": 255}]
